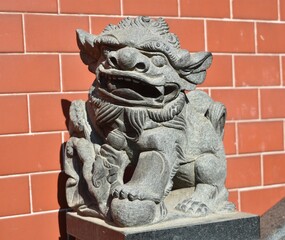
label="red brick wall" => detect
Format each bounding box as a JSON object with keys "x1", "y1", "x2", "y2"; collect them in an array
[{"x1": 0, "y1": 0, "x2": 284, "y2": 239}]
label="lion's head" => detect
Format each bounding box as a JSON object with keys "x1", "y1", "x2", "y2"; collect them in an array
[{"x1": 77, "y1": 16, "x2": 212, "y2": 108}]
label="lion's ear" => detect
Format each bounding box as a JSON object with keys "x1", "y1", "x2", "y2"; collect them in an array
[
  {"x1": 179, "y1": 52, "x2": 212, "y2": 89},
  {"x1": 76, "y1": 29, "x2": 100, "y2": 69}
]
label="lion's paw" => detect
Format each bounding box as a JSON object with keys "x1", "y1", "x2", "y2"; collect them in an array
[
  {"x1": 175, "y1": 199, "x2": 210, "y2": 217},
  {"x1": 112, "y1": 184, "x2": 142, "y2": 201},
  {"x1": 112, "y1": 184, "x2": 160, "y2": 202}
]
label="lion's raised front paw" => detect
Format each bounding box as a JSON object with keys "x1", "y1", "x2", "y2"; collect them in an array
[
  {"x1": 112, "y1": 184, "x2": 142, "y2": 201},
  {"x1": 112, "y1": 184, "x2": 160, "y2": 202},
  {"x1": 175, "y1": 199, "x2": 210, "y2": 217}
]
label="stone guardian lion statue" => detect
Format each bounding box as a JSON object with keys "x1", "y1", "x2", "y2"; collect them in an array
[{"x1": 64, "y1": 16, "x2": 235, "y2": 227}]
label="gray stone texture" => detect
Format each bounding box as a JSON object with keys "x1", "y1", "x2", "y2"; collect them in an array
[{"x1": 64, "y1": 16, "x2": 236, "y2": 227}]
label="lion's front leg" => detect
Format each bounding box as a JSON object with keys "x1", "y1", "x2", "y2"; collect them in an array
[
  {"x1": 113, "y1": 150, "x2": 170, "y2": 203},
  {"x1": 112, "y1": 127, "x2": 184, "y2": 203}
]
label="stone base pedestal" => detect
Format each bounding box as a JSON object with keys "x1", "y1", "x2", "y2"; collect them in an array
[{"x1": 66, "y1": 211, "x2": 260, "y2": 240}]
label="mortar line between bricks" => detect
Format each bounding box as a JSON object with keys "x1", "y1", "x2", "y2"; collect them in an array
[
  {"x1": 260, "y1": 154, "x2": 264, "y2": 186},
  {"x1": 210, "y1": 53, "x2": 284, "y2": 56},
  {"x1": 0, "y1": 131, "x2": 66, "y2": 138},
  {"x1": 28, "y1": 174, "x2": 34, "y2": 213},
  {"x1": 28, "y1": 91, "x2": 88, "y2": 95},
  {"x1": 120, "y1": 0, "x2": 124, "y2": 16},
  {"x1": 226, "y1": 150, "x2": 285, "y2": 159},
  {"x1": 0, "y1": 52, "x2": 70, "y2": 55},
  {"x1": 234, "y1": 122, "x2": 239, "y2": 154},
  {"x1": 2, "y1": 11, "x2": 285, "y2": 24},
  {"x1": 21, "y1": 14, "x2": 27, "y2": 53},
  {"x1": 88, "y1": 16, "x2": 92, "y2": 33},
  {"x1": 57, "y1": 0, "x2": 61, "y2": 14},
  {"x1": 254, "y1": 22, "x2": 258, "y2": 53},
  {"x1": 177, "y1": 0, "x2": 181, "y2": 17},
  {"x1": 226, "y1": 118, "x2": 285, "y2": 123},
  {"x1": 201, "y1": 86, "x2": 285, "y2": 90},
  {"x1": 237, "y1": 190, "x2": 241, "y2": 211},
  {"x1": 230, "y1": 0, "x2": 233, "y2": 19},
  {"x1": 0, "y1": 209, "x2": 62, "y2": 220},
  {"x1": 280, "y1": 55, "x2": 284, "y2": 86},
  {"x1": 283, "y1": 120, "x2": 285, "y2": 150},
  {"x1": 278, "y1": 0, "x2": 281, "y2": 21},
  {"x1": 229, "y1": 182, "x2": 285, "y2": 192},
  {"x1": 59, "y1": 54, "x2": 63, "y2": 92},
  {"x1": 0, "y1": 170, "x2": 62, "y2": 179},
  {"x1": 0, "y1": 93, "x2": 28, "y2": 96},
  {"x1": 232, "y1": 55, "x2": 236, "y2": 87},
  {"x1": 204, "y1": 20, "x2": 208, "y2": 51},
  {"x1": 27, "y1": 94, "x2": 32, "y2": 133},
  {"x1": 226, "y1": 152, "x2": 262, "y2": 158},
  {"x1": 257, "y1": 88, "x2": 261, "y2": 120},
  {"x1": 0, "y1": 91, "x2": 88, "y2": 97}
]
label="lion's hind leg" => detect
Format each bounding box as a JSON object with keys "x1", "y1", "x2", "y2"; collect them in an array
[{"x1": 176, "y1": 153, "x2": 235, "y2": 216}]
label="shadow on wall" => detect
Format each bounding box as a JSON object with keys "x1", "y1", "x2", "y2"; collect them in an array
[{"x1": 58, "y1": 99, "x2": 75, "y2": 240}]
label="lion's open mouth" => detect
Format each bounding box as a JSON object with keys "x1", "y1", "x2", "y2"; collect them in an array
[{"x1": 98, "y1": 72, "x2": 179, "y2": 104}]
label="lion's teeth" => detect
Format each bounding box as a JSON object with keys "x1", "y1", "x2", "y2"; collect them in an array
[
  {"x1": 132, "y1": 79, "x2": 139, "y2": 84},
  {"x1": 124, "y1": 78, "x2": 131, "y2": 82},
  {"x1": 156, "y1": 86, "x2": 164, "y2": 95}
]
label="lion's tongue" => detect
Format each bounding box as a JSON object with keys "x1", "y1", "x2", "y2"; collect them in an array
[{"x1": 112, "y1": 89, "x2": 145, "y2": 100}]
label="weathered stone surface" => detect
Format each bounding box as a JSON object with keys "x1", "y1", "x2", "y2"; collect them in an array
[
  {"x1": 67, "y1": 210, "x2": 260, "y2": 240},
  {"x1": 64, "y1": 16, "x2": 235, "y2": 227}
]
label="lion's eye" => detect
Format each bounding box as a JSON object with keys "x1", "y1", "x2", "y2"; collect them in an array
[{"x1": 151, "y1": 55, "x2": 166, "y2": 67}]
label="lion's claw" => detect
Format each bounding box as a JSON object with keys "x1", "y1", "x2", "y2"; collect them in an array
[{"x1": 176, "y1": 199, "x2": 210, "y2": 217}]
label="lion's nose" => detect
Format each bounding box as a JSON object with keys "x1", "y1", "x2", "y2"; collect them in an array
[{"x1": 107, "y1": 47, "x2": 149, "y2": 72}]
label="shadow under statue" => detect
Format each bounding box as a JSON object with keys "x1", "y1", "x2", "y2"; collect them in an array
[{"x1": 64, "y1": 16, "x2": 260, "y2": 239}]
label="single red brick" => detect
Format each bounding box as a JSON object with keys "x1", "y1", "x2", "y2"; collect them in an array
[
  {"x1": 235, "y1": 56, "x2": 280, "y2": 87},
  {"x1": 0, "y1": 134, "x2": 62, "y2": 175},
  {"x1": 60, "y1": 0, "x2": 120, "y2": 14},
  {"x1": 201, "y1": 55, "x2": 233, "y2": 87},
  {"x1": 29, "y1": 93, "x2": 87, "y2": 132},
  {"x1": 240, "y1": 187, "x2": 285, "y2": 215},
  {"x1": 167, "y1": 19, "x2": 205, "y2": 52},
  {"x1": 31, "y1": 172, "x2": 66, "y2": 212},
  {"x1": 261, "y1": 89, "x2": 285, "y2": 119},
  {"x1": 226, "y1": 155, "x2": 261, "y2": 189},
  {"x1": 211, "y1": 89, "x2": 259, "y2": 120},
  {"x1": 228, "y1": 191, "x2": 239, "y2": 211},
  {"x1": 181, "y1": 0, "x2": 230, "y2": 18},
  {"x1": 233, "y1": 0, "x2": 278, "y2": 20},
  {"x1": 0, "y1": 14, "x2": 23, "y2": 52},
  {"x1": 124, "y1": 0, "x2": 178, "y2": 16},
  {"x1": 0, "y1": 95, "x2": 28, "y2": 134},
  {"x1": 25, "y1": 15, "x2": 89, "y2": 52},
  {"x1": 0, "y1": 0, "x2": 57, "y2": 12},
  {"x1": 0, "y1": 212, "x2": 63, "y2": 240},
  {"x1": 0, "y1": 176, "x2": 30, "y2": 217},
  {"x1": 257, "y1": 23, "x2": 285, "y2": 53},
  {"x1": 238, "y1": 121, "x2": 284, "y2": 154},
  {"x1": 91, "y1": 17, "x2": 123, "y2": 35},
  {"x1": 62, "y1": 54, "x2": 95, "y2": 91},
  {"x1": 0, "y1": 55, "x2": 60, "y2": 93},
  {"x1": 207, "y1": 21, "x2": 255, "y2": 53},
  {"x1": 264, "y1": 154, "x2": 285, "y2": 185},
  {"x1": 224, "y1": 123, "x2": 236, "y2": 155}
]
